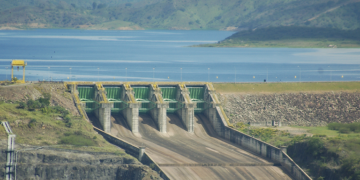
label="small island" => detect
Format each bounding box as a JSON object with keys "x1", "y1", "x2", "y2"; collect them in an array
[{"x1": 195, "y1": 26, "x2": 360, "y2": 48}]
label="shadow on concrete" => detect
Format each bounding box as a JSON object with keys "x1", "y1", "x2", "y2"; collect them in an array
[
  {"x1": 167, "y1": 114, "x2": 186, "y2": 131},
  {"x1": 195, "y1": 114, "x2": 218, "y2": 138},
  {"x1": 112, "y1": 113, "x2": 131, "y2": 131},
  {"x1": 139, "y1": 114, "x2": 158, "y2": 131},
  {"x1": 87, "y1": 113, "x2": 103, "y2": 130}
]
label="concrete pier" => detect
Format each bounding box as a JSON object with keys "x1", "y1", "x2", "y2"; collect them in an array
[
  {"x1": 94, "y1": 84, "x2": 113, "y2": 133},
  {"x1": 203, "y1": 83, "x2": 224, "y2": 134},
  {"x1": 176, "y1": 84, "x2": 195, "y2": 133},
  {"x1": 149, "y1": 84, "x2": 168, "y2": 133},
  {"x1": 95, "y1": 103, "x2": 113, "y2": 133},
  {"x1": 121, "y1": 84, "x2": 140, "y2": 133}
]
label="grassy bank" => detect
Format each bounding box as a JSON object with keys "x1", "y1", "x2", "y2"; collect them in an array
[
  {"x1": 234, "y1": 123, "x2": 360, "y2": 179},
  {"x1": 214, "y1": 81, "x2": 360, "y2": 93},
  {"x1": 0, "y1": 99, "x2": 129, "y2": 156}
]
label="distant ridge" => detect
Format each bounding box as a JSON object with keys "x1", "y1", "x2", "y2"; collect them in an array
[
  {"x1": 0, "y1": 0, "x2": 360, "y2": 30},
  {"x1": 194, "y1": 26, "x2": 360, "y2": 48}
]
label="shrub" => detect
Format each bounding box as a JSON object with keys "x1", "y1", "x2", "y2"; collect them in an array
[
  {"x1": 328, "y1": 122, "x2": 340, "y2": 130},
  {"x1": 63, "y1": 115, "x2": 71, "y2": 123},
  {"x1": 74, "y1": 131, "x2": 82, "y2": 135},
  {"x1": 38, "y1": 93, "x2": 51, "y2": 106},
  {"x1": 64, "y1": 132, "x2": 72, "y2": 136},
  {"x1": 28, "y1": 119, "x2": 37, "y2": 128},
  {"x1": 18, "y1": 102, "x2": 26, "y2": 109},
  {"x1": 249, "y1": 128, "x2": 278, "y2": 141},
  {"x1": 65, "y1": 122, "x2": 72, "y2": 128},
  {"x1": 27, "y1": 100, "x2": 41, "y2": 110},
  {"x1": 339, "y1": 127, "x2": 350, "y2": 134},
  {"x1": 328, "y1": 122, "x2": 360, "y2": 133},
  {"x1": 59, "y1": 135, "x2": 95, "y2": 146},
  {"x1": 306, "y1": 137, "x2": 325, "y2": 157}
]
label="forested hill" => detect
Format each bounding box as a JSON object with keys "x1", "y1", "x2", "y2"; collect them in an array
[
  {"x1": 196, "y1": 26, "x2": 360, "y2": 48},
  {"x1": 1, "y1": 0, "x2": 360, "y2": 30}
]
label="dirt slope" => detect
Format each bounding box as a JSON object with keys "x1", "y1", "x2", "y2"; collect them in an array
[{"x1": 0, "y1": 82, "x2": 79, "y2": 116}]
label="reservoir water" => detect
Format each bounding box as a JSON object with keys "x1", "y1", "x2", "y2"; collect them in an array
[{"x1": 0, "y1": 29, "x2": 359, "y2": 82}]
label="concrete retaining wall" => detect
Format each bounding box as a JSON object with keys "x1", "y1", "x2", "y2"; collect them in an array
[
  {"x1": 202, "y1": 83, "x2": 312, "y2": 180},
  {"x1": 93, "y1": 127, "x2": 170, "y2": 180},
  {"x1": 205, "y1": 106, "x2": 312, "y2": 180}
]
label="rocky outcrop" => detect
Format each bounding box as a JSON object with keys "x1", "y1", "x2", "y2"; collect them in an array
[
  {"x1": 220, "y1": 92, "x2": 360, "y2": 126},
  {"x1": 0, "y1": 142, "x2": 162, "y2": 180}
]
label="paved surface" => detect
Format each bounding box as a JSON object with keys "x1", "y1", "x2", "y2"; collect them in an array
[{"x1": 106, "y1": 114, "x2": 293, "y2": 180}]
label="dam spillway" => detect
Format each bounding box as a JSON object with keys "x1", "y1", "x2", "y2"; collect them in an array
[{"x1": 66, "y1": 82, "x2": 311, "y2": 180}]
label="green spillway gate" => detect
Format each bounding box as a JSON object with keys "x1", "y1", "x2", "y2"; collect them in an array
[
  {"x1": 77, "y1": 86, "x2": 98, "y2": 113},
  {"x1": 133, "y1": 86, "x2": 155, "y2": 113},
  {"x1": 160, "y1": 87, "x2": 182, "y2": 113},
  {"x1": 104, "y1": 86, "x2": 127, "y2": 113},
  {"x1": 188, "y1": 86, "x2": 206, "y2": 113}
]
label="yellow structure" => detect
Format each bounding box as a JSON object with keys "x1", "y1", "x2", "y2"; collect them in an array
[{"x1": 11, "y1": 60, "x2": 27, "y2": 83}]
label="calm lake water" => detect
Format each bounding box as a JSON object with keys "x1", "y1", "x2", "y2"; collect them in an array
[{"x1": 0, "y1": 29, "x2": 359, "y2": 82}]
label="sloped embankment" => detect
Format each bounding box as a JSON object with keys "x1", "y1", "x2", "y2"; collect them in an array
[
  {"x1": 0, "y1": 140, "x2": 161, "y2": 180},
  {"x1": 220, "y1": 92, "x2": 360, "y2": 126}
]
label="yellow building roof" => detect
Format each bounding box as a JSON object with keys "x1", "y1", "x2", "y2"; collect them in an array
[{"x1": 11, "y1": 60, "x2": 26, "y2": 66}]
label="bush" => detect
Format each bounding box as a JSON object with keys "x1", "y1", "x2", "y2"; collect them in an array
[
  {"x1": 18, "y1": 102, "x2": 26, "y2": 109},
  {"x1": 249, "y1": 128, "x2": 278, "y2": 141},
  {"x1": 328, "y1": 122, "x2": 360, "y2": 133},
  {"x1": 339, "y1": 127, "x2": 350, "y2": 134},
  {"x1": 74, "y1": 131, "x2": 82, "y2": 135},
  {"x1": 38, "y1": 93, "x2": 51, "y2": 107},
  {"x1": 59, "y1": 134, "x2": 95, "y2": 146},
  {"x1": 28, "y1": 119, "x2": 37, "y2": 128},
  {"x1": 340, "y1": 157, "x2": 360, "y2": 180},
  {"x1": 63, "y1": 115, "x2": 71, "y2": 123},
  {"x1": 27, "y1": 100, "x2": 41, "y2": 110},
  {"x1": 306, "y1": 137, "x2": 325, "y2": 157},
  {"x1": 65, "y1": 122, "x2": 72, "y2": 128},
  {"x1": 52, "y1": 106, "x2": 69, "y2": 117}
]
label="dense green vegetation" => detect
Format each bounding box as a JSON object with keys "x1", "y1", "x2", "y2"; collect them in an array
[
  {"x1": 196, "y1": 26, "x2": 360, "y2": 48},
  {"x1": 328, "y1": 122, "x2": 360, "y2": 133},
  {"x1": 234, "y1": 122, "x2": 360, "y2": 180},
  {"x1": 1, "y1": 0, "x2": 360, "y2": 30},
  {"x1": 214, "y1": 82, "x2": 360, "y2": 93}
]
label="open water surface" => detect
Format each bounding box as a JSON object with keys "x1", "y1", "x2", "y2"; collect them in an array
[{"x1": 0, "y1": 29, "x2": 359, "y2": 82}]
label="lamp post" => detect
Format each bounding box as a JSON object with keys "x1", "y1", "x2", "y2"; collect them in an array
[
  {"x1": 267, "y1": 68, "x2": 268, "y2": 82},
  {"x1": 69, "y1": 68, "x2": 72, "y2": 81},
  {"x1": 208, "y1": 68, "x2": 210, "y2": 82},
  {"x1": 48, "y1": 67, "x2": 50, "y2": 81},
  {"x1": 97, "y1": 68, "x2": 99, "y2": 82},
  {"x1": 125, "y1": 68, "x2": 127, "y2": 81},
  {"x1": 180, "y1": 68, "x2": 182, "y2": 81}
]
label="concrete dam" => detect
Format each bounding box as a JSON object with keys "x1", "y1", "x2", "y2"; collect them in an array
[{"x1": 66, "y1": 82, "x2": 311, "y2": 180}]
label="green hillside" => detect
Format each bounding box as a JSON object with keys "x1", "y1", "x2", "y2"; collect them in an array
[
  {"x1": 195, "y1": 26, "x2": 360, "y2": 48},
  {"x1": 0, "y1": 0, "x2": 360, "y2": 30}
]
